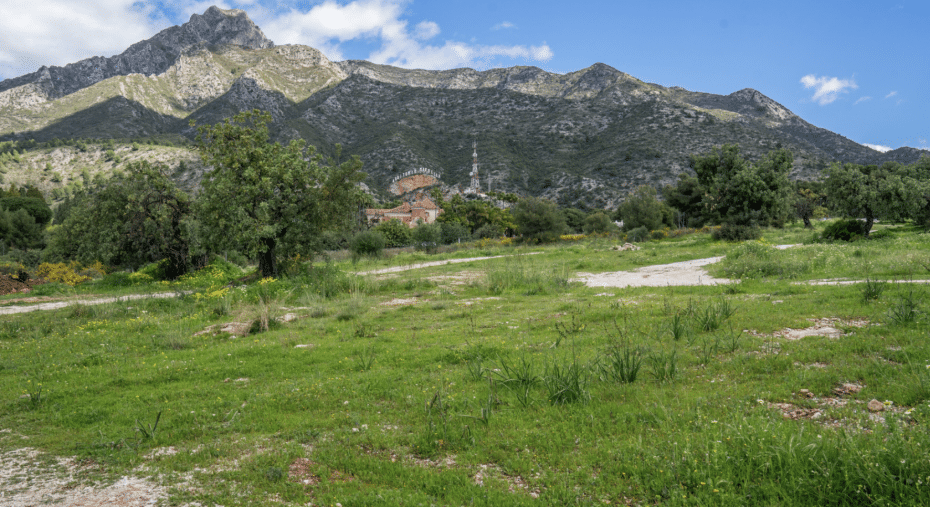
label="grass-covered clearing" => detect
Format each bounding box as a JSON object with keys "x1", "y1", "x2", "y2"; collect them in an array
[{"x1": 3, "y1": 223, "x2": 930, "y2": 506}]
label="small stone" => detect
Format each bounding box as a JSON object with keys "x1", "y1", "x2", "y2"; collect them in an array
[
  {"x1": 223, "y1": 378, "x2": 230, "y2": 383},
  {"x1": 867, "y1": 399, "x2": 884, "y2": 412},
  {"x1": 799, "y1": 389, "x2": 813, "y2": 398}
]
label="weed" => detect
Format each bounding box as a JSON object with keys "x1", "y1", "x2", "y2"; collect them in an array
[
  {"x1": 861, "y1": 278, "x2": 886, "y2": 302},
  {"x1": 721, "y1": 324, "x2": 744, "y2": 353},
  {"x1": 888, "y1": 288, "x2": 922, "y2": 325},
  {"x1": 553, "y1": 311, "x2": 584, "y2": 348},
  {"x1": 354, "y1": 321, "x2": 376, "y2": 339},
  {"x1": 598, "y1": 343, "x2": 644, "y2": 384},
  {"x1": 134, "y1": 411, "x2": 161, "y2": 442},
  {"x1": 668, "y1": 312, "x2": 690, "y2": 342},
  {"x1": 696, "y1": 337, "x2": 719, "y2": 366},
  {"x1": 465, "y1": 355, "x2": 485, "y2": 381},
  {"x1": 694, "y1": 298, "x2": 736, "y2": 332},
  {"x1": 264, "y1": 467, "x2": 284, "y2": 482},
  {"x1": 648, "y1": 349, "x2": 678, "y2": 383},
  {"x1": 356, "y1": 342, "x2": 377, "y2": 371}
]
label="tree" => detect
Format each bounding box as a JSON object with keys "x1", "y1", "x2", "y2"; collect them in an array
[
  {"x1": 0, "y1": 196, "x2": 52, "y2": 226},
  {"x1": 616, "y1": 185, "x2": 672, "y2": 232},
  {"x1": 662, "y1": 173, "x2": 706, "y2": 228},
  {"x1": 512, "y1": 196, "x2": 567, "y2": 243},
  {"x1": 583, "y1": 211, "x2": 618, "y2": 234},
  {"x1": 373, "y1": 218, "x2": 412, "y2": 247},
  {"x1": 824, "y1": 161, "x2": 920, "y2": 235},
  {"x1": 690, "y1": 145, "x2": 792, "y2": 228},
  {"x1": 189, "y1": 109, "x2": 366, "y2": 277},
  {"x1": 47, "y1": 161, "x2": 195, "y2": 277},
  {"x1": 412, "y1": 221, "x2": 441, "y2": 252},
  {"x1": 562, "y1": 208, "x2": 587, "y2": 233},
  {"x1": 793, "y1": 181, "x2": 826, "y2": 228}
]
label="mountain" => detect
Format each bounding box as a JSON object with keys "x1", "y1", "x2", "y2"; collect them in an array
[{"x1": 0, "y1": 6, "x2": 926, "y2": 209}]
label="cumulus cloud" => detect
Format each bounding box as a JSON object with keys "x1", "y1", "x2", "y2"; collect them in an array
[
  {"x1": 800, "y1": 74, "x2": 858, "y2": 105},
  {"x1": 885, "y1": 91, "x2": 898, "y2": 99},
  {"x1": 0, "y1": 0, "x2": 173, "y2": 79},
  {"x1": 854, "y1": 96, "x2": 871, "y2": 105},
  {"x1": 260, "y1": 0, "x2": 552, "y2": 70},
  {"x1": 862, "y1": 143, "x2": 893, "y2": 153},
  {"x1": 492, "y1": 21, "x2": 516, "y2": 30}
]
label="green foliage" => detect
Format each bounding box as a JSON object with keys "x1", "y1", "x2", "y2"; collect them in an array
[
  {"x1": 437, "y1": 194, "x2": 515, "y2": 236},
  {"x1": 582, "y1": 211, "x2": 617, "y2": 234},
  {"x1": 617, "y1": 185, "x2": 673, "y2": 232},
  {"x1": 189, "y1": 109, "x2": 367, "y2": 277},
  {"x1": 712, "y1": 222, "x2": 762, "y2": 241},
  {"x1": 626, "y1": 226, "x2": 649, "y2": 242},
  {"x1": 561, "y1": 208, "x2": 587, "y2": 233},
  {"x1": 822, "y1": 219, "x2": 869, "y2": 242},
  {"x1": 512, "y1": 196, "x2": 567, "y2": 243},
  {"x1": 0, "y1": 196, "x2": 52, "y2": 226},
  {"x1": 439, "y1": 221, "x2": 470, "y2": 244},
  {"x1": 411, "y1": 221, "x2": 441, "y2": 252},
  {"x1": 350, "y1": 230, "x2": 386, "y2": 259},
  {"x1": 825, "y1": 161, "x2": 922, "y2": 235},
  {"x1": 372, "y1": 219, "x2": 412, "y2": 248},
  {"x1": 47, "y1": 160, "x2": 195, "y2": 278},
  {"x1": 472, "y1": 222, "x2": 503, "y2": 239},
  {"x1": 692, "y1": 145, "x2": 792, "y2": 228}
]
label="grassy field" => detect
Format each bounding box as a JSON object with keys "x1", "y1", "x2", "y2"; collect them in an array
[{"x1": 3, "y1": 222, "x2": 930, "y2": 506}]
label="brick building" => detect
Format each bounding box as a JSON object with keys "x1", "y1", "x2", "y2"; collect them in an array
[{"x1": 365, "y1": 195, "x2": 442, "y2": 228}]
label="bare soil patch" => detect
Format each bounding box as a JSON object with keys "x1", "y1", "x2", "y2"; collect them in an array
[{"x1": 573, "y1": 257, "x2": 734, "y2": 288}]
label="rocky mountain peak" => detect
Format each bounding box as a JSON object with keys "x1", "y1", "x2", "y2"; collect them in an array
[{"x1": 0, "y1": 5, "x2": 273, "y2": 100}]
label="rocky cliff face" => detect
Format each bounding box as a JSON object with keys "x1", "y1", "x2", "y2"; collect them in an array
[
  {"x1": 0, "y1": 6, "x2": 273, "y2": 102},
  {"x1": 0, "y1": 5, "x2": 926, "y2": 209}
]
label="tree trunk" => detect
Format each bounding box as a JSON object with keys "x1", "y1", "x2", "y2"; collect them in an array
[
  {"x1": 802, "y1": 216, "x2": 812, "y2": 228},
  {"x1": 258, "y1": 237, "x2": 277, "y2": 278},
  {"x1": 864, "y1": 208, "x2": 874, "y2": 237}
]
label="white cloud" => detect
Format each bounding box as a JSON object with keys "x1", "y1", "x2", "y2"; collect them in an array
[
  {"x1": 862, "y1": 143, "x2": 892, "y2": 153},
  {"x1": 885, "y1": 90, "x2": 898, "y2": 99},
  {"x1": 414, "y1": 21, "x2": 440, "y2": 40},
  {"x1": 0, "y1": 0, "x2": 173, "y2": 79},
  {"x1": 260, "y1": 0, "x2": 552, "y2": 70},
  {"x1": 800, "y1": 74, "x2": 858, "y2": 105},
  {"x1": 492, "y1": 21, "x2": 516, "y2": 30},
  {"x1": 854, "y1": 96, "x2": 871, "y2": 105}
]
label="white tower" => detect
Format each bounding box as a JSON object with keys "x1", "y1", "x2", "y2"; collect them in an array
[{"x1": 469, "y1": 140, "x2": 480, "y2": 193}]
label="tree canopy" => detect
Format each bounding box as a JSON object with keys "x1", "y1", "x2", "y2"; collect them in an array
[
  {"x1": 189, "y1": 109, "x2": 367, "y2": 277},
  {"x1": 824, "y1": 161, "x2": 921, "y2": 235}
]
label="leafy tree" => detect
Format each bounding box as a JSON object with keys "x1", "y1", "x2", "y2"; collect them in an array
[
  {"x1": 350, "y1": 230, "x2": 385, "y2": 260},
  {"x1": 412, "y1": 221, "x2": 441, "y2": 252},
  {"x1": 691, "y1": 145, "x2": 792, "y2": 228},
  {"x1": 189, "y1": 109, "x2": 367, "y2": 277},
  {"x1": 793, "y1": 181, "x2": 826, "y2": 228},
  {"x1": 561, "y1": 208, "x2": 587, "y2": 233},
  {"x1": 661, "y1": 173, "x2": 706, "y2": 228},
  {"x1": 0, "y1": 196, "x2": 52, "y2": 226},
  {"x1": 5, "y1": 208, "x2": 44, "y2": 250},
  {"x1": 47, "y1": 161, "x2": 195, "y2": 278},
  {"x1": 617, "y1": 185, "x2": 673, "y2": 232},
  {"x1": 824, "y1": 161, "x2": 920, "y2": 235},
  {"x1": 373, "y1": 219, "x2": 412, "y2": 248},
  {"x1": 512, "y1": 196, "x2": 567, "y2": 243},
  {"x1": 437, "y1": 194, "x2": 515, "y2": 236},
  {"x1": 440, "y1": 221, "x2": 470, "y2": 244},
  {"x1": 583, "y1": 211, "x2": 618, "y2": 234}
]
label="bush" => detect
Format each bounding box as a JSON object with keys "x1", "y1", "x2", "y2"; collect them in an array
[
  {"x1": 97, "y1": 272, "x2": 133, "y2": 288},
  {"x1": 822, "y1": 219, "x2": 869, "y2": 242},
  {"x1": 473, "y1": 223, "x2": 503, "y2": 239},
  {"x1": 412, "y1": 222, "x2": 441, "y2": 253},
  {"x1": 440, "y1": 221, "x2": 470, "y2": 244},
  {"x1": 373, "y1": 219, "x2": 412, "y2": 248},
  {"x1": 712, "y1": 223, "x2": 762, "y2": 241},
  {"x1": 350, "y1": 230, "x2": 386, "y2": 259},
  {"x1": 627, "y1": 226, "x2": 649, "y2": 242},
  {"x1": 35, "y1": 262, "x2": 92, "y2": 286},
  {"x1": 583, "y1": 212, "x2": 618, "y2": 234}
]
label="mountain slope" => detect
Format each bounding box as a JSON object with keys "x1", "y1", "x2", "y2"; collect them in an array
[{"x1": 0, "y1": 5, "x2": 926, "y2": 209}]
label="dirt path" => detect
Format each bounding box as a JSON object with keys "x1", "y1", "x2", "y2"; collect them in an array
[
  {"x1": 352, "y1": 252, "x2": 543, "y2": 276},
  {"x1": 0, "y1": 292, "x2": 186, "y2": 316},
  {"x1": 572, "y1": 256, "x2": 733, "y2": 288}
]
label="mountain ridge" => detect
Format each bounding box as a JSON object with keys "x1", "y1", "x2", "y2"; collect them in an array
[{"x1": 0, "y1": 5, "x2": 926, "y2": 209}]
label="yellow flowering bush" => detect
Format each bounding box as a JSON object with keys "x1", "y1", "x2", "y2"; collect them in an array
[
  {"x1": 559, "y1": 234, "x2": 587, "y2": 242},
  {"x1": 35, "y1": 262, "x2": 93, "y2": 286},
  {"x1": 0, "y1": 261, "x2": 26, "y2": 278}
]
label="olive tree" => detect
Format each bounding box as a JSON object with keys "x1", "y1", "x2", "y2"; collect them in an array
[
  {"x1": 824, "y1": 161, "x2": 921, "y2": 235},
  {"x1": 189, "y1": 109, "x2": 366, "y2": 277}
]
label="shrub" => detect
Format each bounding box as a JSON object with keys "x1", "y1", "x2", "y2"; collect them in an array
[
  {"x1": 712, "y1": 223, "x2": 762, "y2": 241},
  {"x1": 440, "y1": 221, "x2": 470, "y2": 244},
  {"x1": 627, "y1": 226, "x2": 649, "y2": 242},
  {"x1": 822, "y1": 219, "x2": 868, "y2": 242},
  {"x1": 350, "y1": 230, "x2": 386, "y2": 259},
  {"x1": 473, "y1": 223, "x2": 503, "y2": 239},
  {"x1": 34, "y1": 262, "x2": 92, "y2": 286},
  {"x1": 373, "y1": 219, "x2": 412, "y2": 248},
  {"x1": 412, "y1": 222, "x2": 441, "y2": 253}
]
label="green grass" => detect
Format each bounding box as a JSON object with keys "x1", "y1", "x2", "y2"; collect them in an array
[{"x1": 3, "y1": 225, "x2": 930, "y2": 505}]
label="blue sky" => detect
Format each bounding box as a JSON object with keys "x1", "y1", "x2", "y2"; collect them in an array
[{"x1": 1, "y1": 0, "x2": 927, "y2": 152}]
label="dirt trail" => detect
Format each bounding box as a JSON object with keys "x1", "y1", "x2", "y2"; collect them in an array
[
  {"x1": 0, "y1": 292, "x2": 185, "y2": 316},
  {"x1": 352, "y1": 252, "x2": 543, "y2": 276}
]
